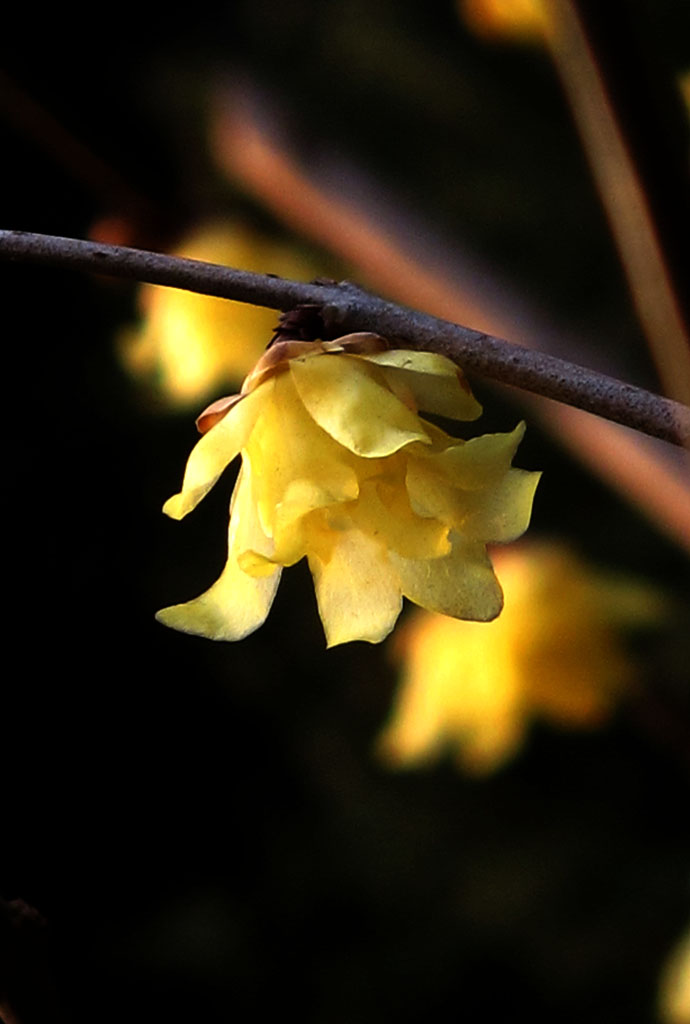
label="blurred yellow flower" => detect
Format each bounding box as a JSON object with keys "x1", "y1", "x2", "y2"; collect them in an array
[
  {"x1": 157, "y1": 334, "x2": 540, "y2": 646},
  {"x1": 120, "y1": 221, "x2": 320, "y2": 405},
  {"x1": 659, "y1": 923, "x2": 690, "y2": 1024},
  {"x1": 458, "y1": 0, "x2": 551, "y2": 44},
  {"x1": 680, "y1": 70, "x2": 690, "y2": 121},
  {"x1": 377, "y1": 542, "x2": 663, "y2": 773}
]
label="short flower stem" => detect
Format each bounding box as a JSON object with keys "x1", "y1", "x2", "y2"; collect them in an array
[{"x1": 1, "y1": 229, "x2": 688, "y2": 447}]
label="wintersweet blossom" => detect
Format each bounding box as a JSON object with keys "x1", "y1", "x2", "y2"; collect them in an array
[
  {"x1": 377, "y1": 543, "x2": 663, "y2": 773},
  {"x1": 659, "y1": 922, "x2": 690, "y2": 1024},
  {"x1": 458, "y1": 0, "x2": 550, "y2": 44},
  {"x1": 157, "y1": 334, "x2": 540, "y2": 647}
]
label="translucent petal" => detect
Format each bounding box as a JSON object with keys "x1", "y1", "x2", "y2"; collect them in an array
[
  {"x1": 441, "y1": 423, "x2": 526, "y2": 486},
  {"x1": 246, "y1": 372, "x2": 359, "y2": 536},
  {"x1": 353, "y1": 479, "x2": 451, "y2": 560},
  {"x1": 405, "y1": 455, "x2": 466, "y2": 524},
  {"x1": 391, "y1": 536, "x2": 504, "y2": 621},
  {"x1": 458, "y1": 469, "x2": 541, "y2": 541},
  {"x1": 289, "y1": 353, "x2": 430, "y2": 457},
  {"x1": 406, "y1": 427, "x2": 538, "y2": 538},
  {"x1": 408, "y1": 424, "x2": 527, "y2": 501},
  {"x1": 240, "y1": 501, "x2": 337, "y2": 573},
  {"x1": 156, "y1": 465, "x2": 280, "y2": 640},
  {"x1": 363, "y1": 349, "x2": 482, "y2": 420},
  {"x1": 163, "y1": 383, "x2": 269, "y2": 521},
  {"x1": 308, "y1": 530, "x2": 403, "y2": 646}
]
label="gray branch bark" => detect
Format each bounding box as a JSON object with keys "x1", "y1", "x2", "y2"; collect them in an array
[{"x1": 1, "y1": 229, "x2": 688, "y2": 446}]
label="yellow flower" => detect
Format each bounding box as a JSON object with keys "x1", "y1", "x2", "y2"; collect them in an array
[
  {"x1": 680, "y1": 70, "x2": 690, "y2": 122},
  {"x1": 659, "y1": 922, "x2": 690, "y2": 1024},
  {"x1": 457, "y1": 0, "x2": 551, "y2": 44},
  {"x1": 377, "y1": 542, "x2": 663, "y2": 773},
  {"x1": 157, "y1": 334, "x2": 540, "y2": 647},
  {"x1": 119, "y1": 221, "x2": 322, "y2": 405}
]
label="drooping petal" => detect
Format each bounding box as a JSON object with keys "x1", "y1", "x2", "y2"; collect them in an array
[
  {"x1": 156, "y1": 464, "x2": 281, "y2": 640},
  {"x1": 391, "y1": 535, "x2": 504, "y2": 621},
  {"x1": 246, "y1": 371, "x2": 359, "y2": 537},
  {"x1": 458, "y1": 468, "x2": 541, "y2": 542},
  {"x1": 308, "y1": 529, "x2": 403, "y2": 646},
  {"x1": 362, "y1": 349, "x2": 482, "y2": 421},
  {"x1": 163, "y1": 383, "x2": 269, "y2": 521},
  {"x1": 289, "y1": 352, "x2": 430, "y2": 457}
]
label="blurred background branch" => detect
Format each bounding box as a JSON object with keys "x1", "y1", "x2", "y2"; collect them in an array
[
  {"x1": 211, "y1": 72, "x2": 690, "y2": 550},
  {"x1": 550, "y1": 1, "x2": 690, "y2": 407}
]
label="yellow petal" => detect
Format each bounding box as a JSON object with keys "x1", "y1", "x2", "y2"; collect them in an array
[
  {"x1": 438, "y1": 424, "x2": 526, "y2": 487},
  {"x1": 289, "y1": 353, "x2": 431, "y2": 457},
  {"x1": 405, "y1": 430, "x2": 539, "y2": 540},
  {"x1": 308, "y1": 529, "x2": 403, "y2": 646},
  {"x1": 246, "y1": 372, "x2": 359, "y2": 537},
  {"x1": 362, "y1": 349, "x2": 482, "y2": 420},
  {"x1": 162, "y1": 383, "x2": 269, "y2": 521},
  {"x1": 156, "y1": 465, "x2": 281, "y2": 640},
  {"x1": 408, "y1": 425, "x2": 527, "y2": 501},
  {"x1": 405, "y1": 455, "x2": 464, "y2": 524},
  {"x1": 353, "y1": 479, "x2": 451, "y2": 560},
  {"x1": 240, "y1": 499, "x2": 337, "y2": 573},
  {"x1": 458, "y1": 468, "x2": 541, "y2": 541},
  {"x1": 274, "y1": 483, "x2": 346, "y2": 559},
  {"x1": 391, "y1": 536, "x2": 504, "y2": 620}
]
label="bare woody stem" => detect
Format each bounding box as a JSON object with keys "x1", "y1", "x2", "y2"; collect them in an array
[{"x1": 1, "y1": 229, "x2": 688, "y2": 447}]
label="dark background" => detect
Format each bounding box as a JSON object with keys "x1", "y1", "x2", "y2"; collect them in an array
[{"x1": 2, "y1": 2, "x2": 689, "y2": 1021}]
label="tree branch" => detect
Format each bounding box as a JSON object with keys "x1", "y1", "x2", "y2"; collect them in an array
[{"x1": 1, "y1": 229, "x2": 688, "y2": 446}]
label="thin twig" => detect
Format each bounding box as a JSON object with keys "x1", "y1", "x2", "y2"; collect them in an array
[
  {"x1": 1, "y1": 229, "x2": 688, "y2": 446},
  {"x1": 547, "y1": 2, "x2": 690, "y2": 407}
]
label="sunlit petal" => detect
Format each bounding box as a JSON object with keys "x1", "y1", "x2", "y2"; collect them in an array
[
  {"x1": 392, "y1": 535, "x2": 504, "y2": 620},
  {"x1": 309, "y1": 530, "x2": 403, "y2": 646},
  {"x1": 163, "y1": 384, "x2": 268, "y2": 520},
  {"x1": 459, "y1": 468, "x2": 541, "y2": 541},
  {"x1": 407, "y1": 424, "x2": 527, "y2": 502},
  {"x1": 353, "y1": 479, "x2": 451, "y2": 560},
  {"x1": 241, "y1": 501, "x2": 337, "y2": 572},
  {"x1": 246, "y1": 371, "x2": 359, "y2": 536},
  {"x1": 436, "y1": 423, "x2": 527, "y2": 487},
  {"x1": 363, "y1": 349, "x2": 482, "y2": 420},
  {"x1": 157, "y1": 465, "x2": 281, "y2": 640},
  {"x1": 290, "y1": 353, "x2": 430, "y2": 456}
]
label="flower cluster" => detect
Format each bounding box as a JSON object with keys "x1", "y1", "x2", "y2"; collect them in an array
[{"x1": 157, "y1": 334, "x2": 540, "y2": 646}]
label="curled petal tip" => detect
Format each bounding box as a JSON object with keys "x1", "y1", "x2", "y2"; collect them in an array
[
  {"x1": 195, "y1": 393, "x2": 243, "y2": 434},
  {"x1": 162, "y1": 494, "x2": 186, "y2": 520}
]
